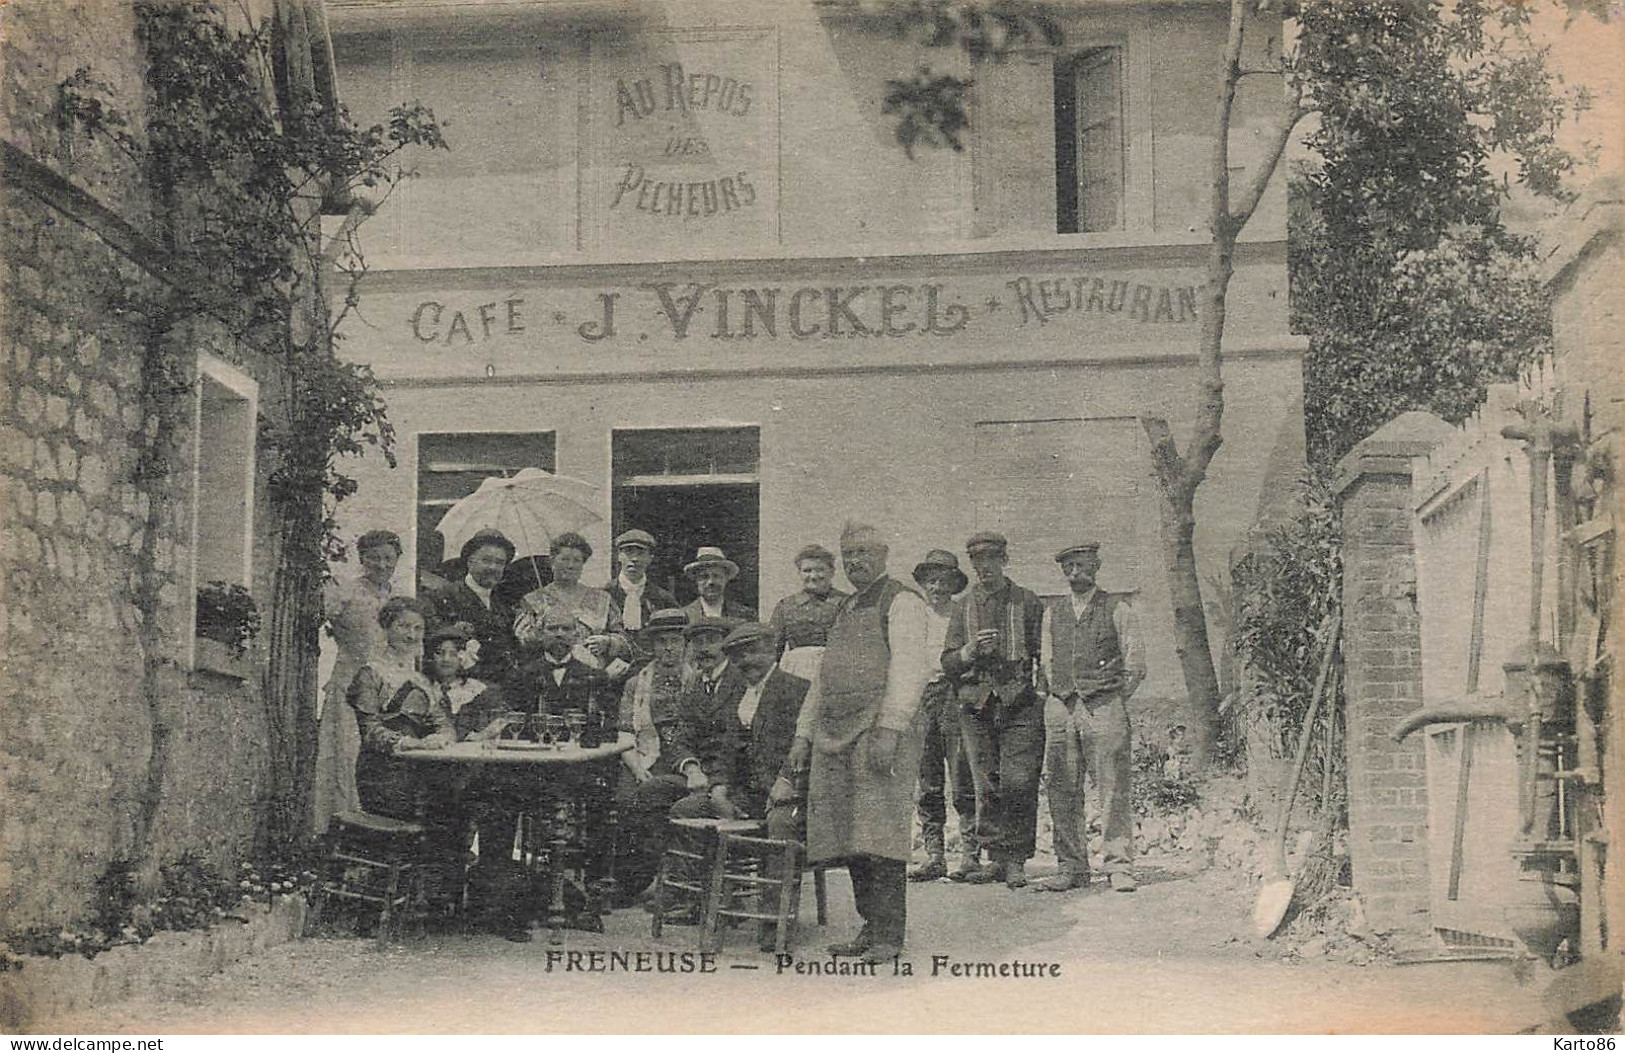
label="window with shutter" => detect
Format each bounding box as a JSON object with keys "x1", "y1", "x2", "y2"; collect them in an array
[{"x1": 1054, "y1": 47, "x2": 1125, "y2": 233}]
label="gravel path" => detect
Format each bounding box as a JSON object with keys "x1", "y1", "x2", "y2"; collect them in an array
[{"x1": 44, "y1": 865, "x2": 1547, "y2": 1034}]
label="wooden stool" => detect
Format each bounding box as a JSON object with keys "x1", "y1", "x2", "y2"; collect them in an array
[
  {"x1": 306, "y1": 810, "x2": 428, "y2": 947},
  {"x1": 703, "y1": 829, "x2": 810, "y2": 955},
  {"x1": 650, "y1": 818, "x2": 758, "y2": 936}
]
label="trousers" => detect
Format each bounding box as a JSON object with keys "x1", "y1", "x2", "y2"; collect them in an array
[
  {"x1": 916, "y1": 682, "x2": 975, "y2": 854},
  {"x1": 959, "y1": 695, "x2": 1045, "y2": 862},
  {"x1": 1044, "y1": 693, "x2": 1134, "y2": 877},
  {"x1": 848, "y1": 854, "x2": 908, "y2": 946}
]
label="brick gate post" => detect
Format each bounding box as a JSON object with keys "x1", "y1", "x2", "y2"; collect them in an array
[{"x1": 1332, "y1": 411, "x2": 1454, "y2": 933}]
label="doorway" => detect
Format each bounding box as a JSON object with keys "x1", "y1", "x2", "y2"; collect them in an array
[{"x1": 611, "y1": 427, "x2": 760, "y2": 612}]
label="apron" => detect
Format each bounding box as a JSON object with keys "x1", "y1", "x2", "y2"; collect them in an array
[{"x1": 806, "y1": 576, "x2": 924, "y2": 864}]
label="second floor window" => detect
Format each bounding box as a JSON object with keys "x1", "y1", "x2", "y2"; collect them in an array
[{"x1": 1054, "y1": 47, "x2": 1125, "y2": 233}]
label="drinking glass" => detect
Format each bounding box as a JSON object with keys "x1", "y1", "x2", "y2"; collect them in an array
[
  {"x1": 545, "y1": 714, "x2": 567, "y2": 748},
  {"x1": 565, "y1": 711, "x2": 587, "y2": 745}
]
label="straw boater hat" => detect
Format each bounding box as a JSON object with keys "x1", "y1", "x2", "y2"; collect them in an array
[
  {"x1": 683, "y1": 546, "x2": 739, "y2": 580},
  {"x1": 682, "y1": 616, "x2": 733, "y2": 640},
  {"x1": 913, "y1": 549, "x2": 969, "y2": 594},
  {"x1": 640, "y1": 608, "x2": 688, "y2": 637}
]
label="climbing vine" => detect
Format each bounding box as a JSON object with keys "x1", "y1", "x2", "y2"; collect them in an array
[{"x1": 57, "y1": 0, "x2": 444, "y2": 849}]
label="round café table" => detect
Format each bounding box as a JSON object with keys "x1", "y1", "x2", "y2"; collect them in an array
[{"x1": 403, "y1": 733, "x2": 633, "y2": 942}]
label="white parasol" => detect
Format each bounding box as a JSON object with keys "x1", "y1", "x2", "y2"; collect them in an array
[{"x1": 435, "y1": 467, "x2": 603, "y2": 565}]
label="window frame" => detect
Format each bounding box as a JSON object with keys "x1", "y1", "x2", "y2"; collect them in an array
[{"x1": 186, "y1": 353, "x2": 259, "y2": 670}]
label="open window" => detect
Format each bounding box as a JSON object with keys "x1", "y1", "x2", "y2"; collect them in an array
[{"x1": 1054, "y1": 47, "x2": 1125, "y2": 234}]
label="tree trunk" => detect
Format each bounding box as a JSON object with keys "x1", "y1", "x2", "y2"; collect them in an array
[
  {"x1": 262, "y1": 502, "x2": 323, "y2": 848},
  {"x1": 1159, "y1": 481, "x2": 1225, "y2": 768}
]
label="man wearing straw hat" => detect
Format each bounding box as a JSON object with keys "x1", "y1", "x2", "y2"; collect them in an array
[
  {"x1": 789, "y1": 522, "x2": 932, "y2": 963},
  {"x1": 681, "y1": 546, "x2": 756, "y2": 624},
  {"x1": 1035, "y1": 541, "x2": 1145, "y2": 893}
]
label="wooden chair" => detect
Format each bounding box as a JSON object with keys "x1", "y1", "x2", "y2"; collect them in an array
[
  {"x1": 703, "y1": 828, "x2": 813, "y2": 956},
  {"x1": 305, "y1": 810, "x2": 429, "y2": 947},
  {"x1": 650, "y1": 817, "x2": 752, "y2": 936}
]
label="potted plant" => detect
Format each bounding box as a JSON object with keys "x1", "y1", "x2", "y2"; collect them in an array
[{"x1": 195, "y1": 581, "x2": 260, "y2": 676}]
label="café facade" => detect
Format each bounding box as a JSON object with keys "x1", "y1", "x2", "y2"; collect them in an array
[{"x1": 326, "y1": 0, "x2": 1306, "y2": 702}]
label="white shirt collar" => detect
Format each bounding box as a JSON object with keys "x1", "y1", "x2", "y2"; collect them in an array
[
  {"x1": 737, "y1": 671, "x2": 770, "y2": 728},
  {"x1": 465, "y1": 575, "x2": 493, "y2": 609},
  {"x1": 700, "y1": 596, "x2": 725, "y2": 618},
  {"x1": 1069, "y1": 586, "x2": 1099, "y2": 617}
]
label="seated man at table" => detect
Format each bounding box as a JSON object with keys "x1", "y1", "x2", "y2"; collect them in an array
[
  {"x1": 613, "y1": 617, "x2": 730, "y2": 900},
  {"x1": 667, "y1": 621, "x2": 812, "y2": 948},
  {"x1": 513, "y1": 607, "x2": 611, "y2": 718}
]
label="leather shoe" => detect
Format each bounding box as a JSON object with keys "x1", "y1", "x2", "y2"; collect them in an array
[
  {"x1": 1109, "y1": 871, "x2": 1138, "y2": 893},
  {"x1": 948, "y1": 853, "x2": 981, "y2": 882},
  {"x1": 827, "y1": 929, "x2": 873, "y2": 956},
  {"x1": 1031, "y1": 871, "x2": 1088, "y2": 892},
  {"x1": 1003, "y1": 861, "x2": 1028, "y2": 889},
  {"x1": 908, "y1": 856, "x2": 947, "y2": 882},
  {"x1": 963, "y1": 860, "x2": 1005, "y2": 885},
  {"x1": 860, "y1": 942, "x2": 901, "y2": 965}
]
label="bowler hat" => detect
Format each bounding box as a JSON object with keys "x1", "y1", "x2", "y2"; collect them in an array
[
  {"x1": 615, "y1": 529, "x2": 657, "y2": 552},
  {"x1": 965, "y1": 531, "x2": 1008, "y2": 556},
  {"x1": 682, "y1": 616, "x2": 733, "y2": 640},
  {"x1": 459, "y1": 528, "x2": 516, "y2": 563},
  {"x1": 683, "y1": 546, "x2": 739, "y2": 580},
  {"x1": 720, "y1": 622, "x2": 776, "y2": 652},
  {"x1": 913, "y1": 549, "x2": 969, "y2": 594},
  {"x1": 1053, "y1": 541, "x2": 1102, "y2": 563},
  {"x1": 640, "y1": 608, "x2": 689, "y2": 636}
]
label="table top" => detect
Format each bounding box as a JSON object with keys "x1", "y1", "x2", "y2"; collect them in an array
[{"x1": 400, "y1": 732, "x2": 634, "y2": 765}]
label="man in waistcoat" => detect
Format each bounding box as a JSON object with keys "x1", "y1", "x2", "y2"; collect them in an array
[
  {"x1": 788, "y1": 523, "x2": 932, "y2": 963},
  {"x1": 940, "y1": 531, "x2": 1047, "y2": 889},
  {"x1": 1034, "y1": 542, "x2": 1145, "y2": 893}
]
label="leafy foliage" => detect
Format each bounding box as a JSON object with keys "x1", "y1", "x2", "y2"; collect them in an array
[
  {"x1": 195, "y1": 581, "x2": 262, "y2": 655},
  {"x1": 57, "y1": 1, "x2": 443, "y2": 586},
  {"x1": 883, "y1": 68, "x2": 973, "y2": 157},
  {"x1": 1291, "y1": 0, "x2": 1584, "y2": 465}
]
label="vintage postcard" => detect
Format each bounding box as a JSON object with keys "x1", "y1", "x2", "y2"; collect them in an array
[{"x1": 0, "y1": 0, "x2": 1620, "y2": 1036}]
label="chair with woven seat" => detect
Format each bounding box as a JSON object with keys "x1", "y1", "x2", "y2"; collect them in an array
[
  {"x1": 305, "y1": 810, "x2": 429, "y2": 947},
  {"x1": 703, "y1": 828, "x2": 816, "y2": 955},
  {"x1": 650, "y1": 817, "x2": 755, "y2": 936}
]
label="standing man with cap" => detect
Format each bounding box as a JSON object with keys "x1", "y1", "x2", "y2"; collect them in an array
[
  {"x1": 682, "y1": 546, "x2": 756, "y2": 624},
  {"x1": 940, "y1": 531, "x2": 1048, "y2": 889},
  {"x1": 605, "y1": 529, "x2": 679, "y2": 635},
  {"x1": 788, "y1": 522, "x2": 932, "y2": 963},
  {"x1": 908, "y1": 549, "x2": 977, "y2": 882},
  {"x1": 1035, "y1": 542, "x2": 1145, "y2": 892}
]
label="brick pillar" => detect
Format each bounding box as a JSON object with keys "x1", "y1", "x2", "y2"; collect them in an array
[{"x1": 1332, "y1": 412, "x2": 1453, "y2": 933}]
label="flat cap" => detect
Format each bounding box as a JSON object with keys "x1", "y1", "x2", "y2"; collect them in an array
[
  {"x1": 965, "y1": 531, "x2": 1008, "y2": 555},
  {"x1": 720, "y1": 621, "x2": 777, "y2": 652},
  {"x1": 640, "y1": 608, "x2": 688, "y2": 635},
  {"x1": 682, "y1": 616, "x2": 733, "y2": 639},
  {"x1": 1054, "y1": 542, "x2": 1101, "y2": 563},
  {"x1": 615, "y1": 529, "x2": 657, "y2": 551}
]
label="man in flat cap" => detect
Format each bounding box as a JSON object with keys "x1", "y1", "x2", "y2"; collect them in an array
[
  {"x1": 1035, "y1": 542, "x2": 1145, "y2": 893},
  {"x1": 682, "y1": 546, "x2": 757, "y2": 624},
  {"x1": 908, "y1": 549, "x2": 977, "y2": 882},
  {"x1": 604, "y1": 529, "x2": 679, "y2": 635},
  {"x1": 940, "y1": 531, "x2": 1048, "y2": 889},
  {"x1": 789, "y1": 522, "x2": 932, "y2": 963}
]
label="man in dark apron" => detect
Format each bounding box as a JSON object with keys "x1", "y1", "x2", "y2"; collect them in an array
[{"x1": 788, "y1": 523, "x2": 932, "y2": 964}]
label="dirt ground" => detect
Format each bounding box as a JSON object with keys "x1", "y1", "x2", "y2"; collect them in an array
[{"x1": 45, "y1": 861, "x2": 1553, "y2": 1035}]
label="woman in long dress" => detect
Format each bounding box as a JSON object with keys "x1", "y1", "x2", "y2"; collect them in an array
[
  {"x1": 312, "y1": 529, "x2": 400, "y2": 834},
  {"x1": 513, "y1": 532, "x2": 629, "y2": 673}
]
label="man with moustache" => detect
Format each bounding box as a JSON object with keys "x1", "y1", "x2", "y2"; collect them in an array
[
  {"x1": 789, "y1": 523, "x2": 932, "y2": 963},
  {"x1": 513, "y1": 607, "x2": 609, "y2": 717},
  {"x1": 426, "y1": 529, "x2": 521, "y2": 689},
  {"x1": 940, "y1": 532, "x2": 1047, "y2": 890},
  {"x1": 1035, "y1": 542, "x2": 1145, "y2": 893},
  {"x1": 682, "y1": 546, "x2": 756, "y2": 624}
]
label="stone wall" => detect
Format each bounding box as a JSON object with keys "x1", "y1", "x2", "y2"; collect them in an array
[
  {"x1": 0, "y1": 0, "x2": 279, "y2": 930},
  {"x1": 1332, "y1": 411, "x2": 1456, "y2": 933}
]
